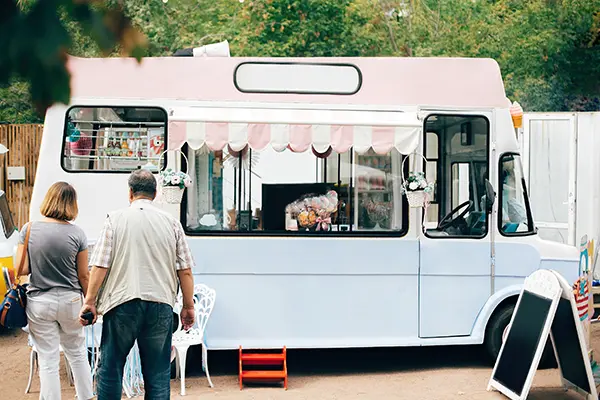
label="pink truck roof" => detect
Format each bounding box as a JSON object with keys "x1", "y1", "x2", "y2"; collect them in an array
[{"x1": 67, "y1": 56, "x2": 509, "y2": 109}]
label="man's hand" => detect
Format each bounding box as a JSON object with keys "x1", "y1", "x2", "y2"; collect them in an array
[
  {"x1": 181, "y1": 306, "x2": 195, "y2": 330},
  {"x1": 79, "y1": 303, "x2": 98, "y2": 326},
  {"x1": 81, "y1": 266, "x2": 108, "y2": 326},
  {"x1": 177, "y1": 268, "x2": 195, "y2": 330}
]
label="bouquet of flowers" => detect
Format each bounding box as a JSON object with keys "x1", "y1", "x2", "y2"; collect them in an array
[
  {"x1": 286, "y1": 190, "x2": 338, "y2": 231},
  {"x1": 400, "y1": 171, "x2": 434, "y2": 208},
  {"x1": 400, "y1": 171, "x2": 433, "y2": 194},
  {"x1": 159, "y1": 168, "x2": 192, "y2": 190},
  {"x1": 158, "y1": 168, "x2": 192, "y2": 204}
]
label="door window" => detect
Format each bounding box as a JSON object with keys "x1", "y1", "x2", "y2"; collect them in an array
[
  {"x1": 423, "y1": 115, "x2": 489, "y2": 238},
  {"x1": 499, "y1": 153, "x2": 535, "y2": 235},
  {"x1": 525, "y1": 118, "x2": 572, "y2": 243}
]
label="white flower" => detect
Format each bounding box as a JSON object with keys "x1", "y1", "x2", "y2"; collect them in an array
[
  {"x1": 171, "y1": 176, "x2": 181, "y2": 185},
  {"x1": 408, "y1": 182, "x2": 419, "y2": 190},
  {"x1": 183, "y1": 177, "x2": 192, "y2": 187}
]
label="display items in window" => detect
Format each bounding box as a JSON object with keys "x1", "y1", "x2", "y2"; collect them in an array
[{"x1": 62, "y1": 107, "x2": 167, "y2": 172}]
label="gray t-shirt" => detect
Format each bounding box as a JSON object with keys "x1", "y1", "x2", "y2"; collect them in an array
[{"x1": 19, "y1": 221, "x2": 88, "y2": 295}]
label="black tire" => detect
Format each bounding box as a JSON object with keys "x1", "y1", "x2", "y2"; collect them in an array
[{"x1": 484, "y1": 303, "x2": 557, "y2": 369}]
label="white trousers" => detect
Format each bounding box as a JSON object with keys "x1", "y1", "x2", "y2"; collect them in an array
[{"x1": 27, "y1": 288, "x2": 94, "y2": 400}]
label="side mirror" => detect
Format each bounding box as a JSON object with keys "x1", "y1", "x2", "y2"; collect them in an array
[{"x1": 485, "y1": 180, "x2": 496, "y2": 213}]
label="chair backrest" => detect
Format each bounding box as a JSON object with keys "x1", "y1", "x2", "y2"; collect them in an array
[{"x1": 173, "y1": 283, "x2": 216, "y2": 336}]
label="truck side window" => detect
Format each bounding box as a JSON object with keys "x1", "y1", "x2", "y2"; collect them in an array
[
  {"x1": 62, "y1": 107, "x2": 167, "y2": 172},
  {"x1": 183, "y1": 145, "x2": 409, "y2": 236},
  {"x1": 423, "y1": 115, "x2": 489, "y2": 238},
  {"x1": 499, "y1": 153, "x2": 535, "y2": 235}
]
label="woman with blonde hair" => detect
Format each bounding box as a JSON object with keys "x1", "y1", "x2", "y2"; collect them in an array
[{"x1": 18, "y1": 182, "x2": 93, "y2": 399}]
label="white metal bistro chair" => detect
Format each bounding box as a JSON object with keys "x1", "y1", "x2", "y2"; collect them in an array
[
  {"x1": 24, "y1": 323, "x2": 102, "y2": 394},
  {"x1": 24, "y1": 320, "x2": 103, "y2": 394},
  {"x1": 84, "y1": 317, "x2": 145, "y2": 399},
  {"x1": 172, "y1": 283, "x2": 217, "y2": 395},
  {"x1": 24, "y1": 325, "x2": 74, "y2": 393}
]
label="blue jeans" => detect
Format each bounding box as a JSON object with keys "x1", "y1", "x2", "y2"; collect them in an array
[{"x1": 96, "y1": 299, "x2": 173, "y2": 400}]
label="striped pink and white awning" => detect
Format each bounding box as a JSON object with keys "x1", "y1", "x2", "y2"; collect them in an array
[{"x1": 167, "y1": 107, "x2": 421, "y2": 155}]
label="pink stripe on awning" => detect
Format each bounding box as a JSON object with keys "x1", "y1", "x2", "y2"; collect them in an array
[
  {"x1": 205, "y1": 122, "x2": 229, "y2": 150},
  {"x1": 248, "y1": 123, "x2": 271, "y2": 150},
  {"x1": 168, "y1": 121, "x2": 187, "y2": 150},
  {"x1": 371, "y1": 126, "x2": 395, "y2": 155},
  {"x1": 289, "y1": 125, "x2": 312, "y2": 152}
]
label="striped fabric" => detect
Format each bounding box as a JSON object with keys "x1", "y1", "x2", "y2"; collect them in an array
[
  {"x1": 574, "y1": 276, "x2": 590, "y2": 322},
  {"x1": 166, "y1": 107, "x2": 422, "y2": 155}
]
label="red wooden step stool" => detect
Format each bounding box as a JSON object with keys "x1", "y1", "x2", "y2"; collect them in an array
[{"x1": 239, "y1": 346, "x2": 288, "y2": 390}]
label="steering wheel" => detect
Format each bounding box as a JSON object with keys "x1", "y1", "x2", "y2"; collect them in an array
[{"x1": 438, "y1": 200, "x2": 474, "y2": 231}]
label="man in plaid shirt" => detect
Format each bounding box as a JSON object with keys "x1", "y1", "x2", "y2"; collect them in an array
[{"x1": 81, "y1": 169, "x2": 196, "y2": 400}]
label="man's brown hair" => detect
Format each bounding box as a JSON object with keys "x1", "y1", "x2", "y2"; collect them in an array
[{"x1": 39, "y1": 182, "x2": 78, "y2": 221}]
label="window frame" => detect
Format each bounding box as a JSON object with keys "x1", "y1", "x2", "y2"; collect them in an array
[
  {"x1": 233, "y1": 61, "x2": 363, "y2": 95},
  {"x1": 425, "y1": 131, "x2": 440, "y2": 205},
  {"x1": 60, "y1": 105, "x2": 169, "y2": 174},
  {"x1": 422, "y1": 113, "x2": 491, "y2": 240},
  {"x1": 180, "y1": 144, "x2": 410, "y2": 238},
  {"x1": 498, "y1": 152, "x2": 536, "y2": 237}
]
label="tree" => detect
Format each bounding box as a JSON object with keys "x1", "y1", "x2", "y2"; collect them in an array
[
  {"x1": 231, "y1": 0, "x2": 392, "y2": 57},
  {"x1": 0, "y1": 0, "x2": 147, "y2": 116},
  {"x1": 1, "y1": 0, "x2": 598, "y2": 122},
  {"x1": 383, "y1": 0, "x2": 600, "y2": 111}
]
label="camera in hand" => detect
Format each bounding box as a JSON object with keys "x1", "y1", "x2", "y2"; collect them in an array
[{"x1": 81, "y1": 311, "x2": 94, "y2": 326}]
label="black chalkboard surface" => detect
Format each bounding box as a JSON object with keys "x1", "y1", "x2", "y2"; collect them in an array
[
  {"x1": 492, "y1": 291, "x2": 552, "y2": 396},
  {"x1": 551, "y1": 298, "x2": 592, "y2": 394}
]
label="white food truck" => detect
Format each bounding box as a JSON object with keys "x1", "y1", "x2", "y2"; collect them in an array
[{"x1": 30, "y1": 55, "x2": 579, "y2": 363}]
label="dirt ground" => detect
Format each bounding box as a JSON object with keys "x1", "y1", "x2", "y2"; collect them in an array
[{"x1": 1, "y1": 326, "x2": 599, "y2": 399}]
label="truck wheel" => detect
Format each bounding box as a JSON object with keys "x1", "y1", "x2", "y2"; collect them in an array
[
  {"x1": 484, "y1": 303, "x2": 557, "y2": 369},
  {"x1": 484, "y1": 304, "x2": 513, "y2": 363}
]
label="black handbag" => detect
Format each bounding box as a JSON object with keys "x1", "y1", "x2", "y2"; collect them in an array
[{"x1": 0, "y1": 223, "x2": 31, "y2": 328}]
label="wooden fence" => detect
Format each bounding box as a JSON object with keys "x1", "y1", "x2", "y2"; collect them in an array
[{"x1": 0, "y1": 124, "x2": 44, "y2": 228}]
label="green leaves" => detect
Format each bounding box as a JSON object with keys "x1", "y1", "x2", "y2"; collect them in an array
[
  {"x1": 1, "y1": 0, "x2": 599, "y2": 123},
  {"x1": 0, "y1": 0, "x2": 148, "y2": 116},
  {"x1": 382, "y1": 0, "x2": 600, "y2": 111}
]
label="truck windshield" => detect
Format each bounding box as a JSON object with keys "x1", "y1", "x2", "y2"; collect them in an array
[{"x1": 499, "y1": 153, "x2": 535, "y2": 235}]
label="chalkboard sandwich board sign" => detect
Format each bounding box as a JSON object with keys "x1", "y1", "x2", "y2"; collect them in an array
[
  {"x1": 487, "y1": 269, "x2": 598, "y2": 400},
  {"x1": 550, "y1": 270, "x2": 597, "y2": 399}
]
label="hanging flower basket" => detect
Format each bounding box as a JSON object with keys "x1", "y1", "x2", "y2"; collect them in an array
[
  {"x1": 400, "y1": 153, "x2": 434, "y2": 208},
  {"x1": 406, "y1": 190, "x2": 427, "y2": 208},
  {"x1": 157, "y1": 150, "x2": 191, "y2": 205},
  {"x1": 161, "y1": 185, "x2": 185, "y2": 204}
]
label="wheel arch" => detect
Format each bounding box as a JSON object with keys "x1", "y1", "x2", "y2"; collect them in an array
[{"x1": 470, "y1": 284, "x2": 522, "y2": 341}]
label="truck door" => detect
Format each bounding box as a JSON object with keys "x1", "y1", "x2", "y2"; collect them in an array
[{"x1": 419, "y1": 114, "x2": 492, "y2": 338}]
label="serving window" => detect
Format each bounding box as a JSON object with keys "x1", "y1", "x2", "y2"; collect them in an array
[
  {"x1": 184, "y1": 145, "x2": 409, "y2": 236},
  {"x1": 62, "y1": 107, "x2": 167, "y2": 172}
]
